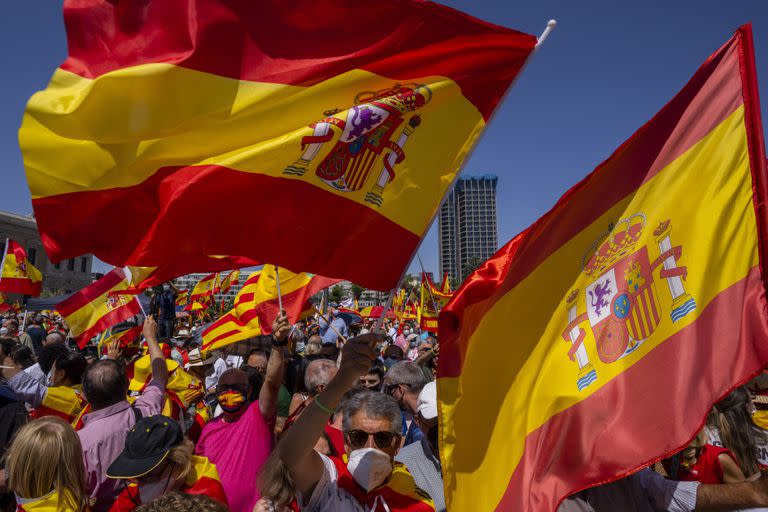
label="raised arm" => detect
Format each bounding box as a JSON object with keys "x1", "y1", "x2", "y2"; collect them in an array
[
  {"x1": 695, "y1": 477, "x2": 768, "y2": 510},
  {"x1": 144, "y1": 316, "x2": 168, "y2": 390},
  {"x1": 259, "y1": 311, "x2": 289, "y2": 420},
  {"x1": 277, "y1": 333, "x2": 379, "y2": 498}
]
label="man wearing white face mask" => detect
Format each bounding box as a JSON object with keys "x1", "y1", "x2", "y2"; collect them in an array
[{"x1": 278, "y1": 333, "x2": 435, "y2": 512}]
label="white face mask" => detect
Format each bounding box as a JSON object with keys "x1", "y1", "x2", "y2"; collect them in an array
[
  {"x1": 346, "y1": 448, "x2": 392, "y2": 492},
  {"x1": 46, "y1": 367, "x2": 55, "y2": 387}
]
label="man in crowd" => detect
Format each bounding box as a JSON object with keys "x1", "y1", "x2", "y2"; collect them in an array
[
  {"x1": 277, "y1": 333, "x2": 434, "y2": 511},
  {"x1": 1, "y1": 342, "x2": 87, "y2": 424},
  {"x1": 195, "y1": 312, "x2": 289, "y2": 512},
  {"x1": 319, "y1": 307, "x2": 348, "y2": 346},
  {"x1": 77, "y1": 315, "x2": 168, "y2": 511},
  {"x1": 395, "y1": 381, "x2": 444, "y2": 512},
  {"x1": 26, "y1": 315, "x2": 47, "y2": 355},
  {"x1": 383, "y1": 361, "x2": 428, "y2": 445}
]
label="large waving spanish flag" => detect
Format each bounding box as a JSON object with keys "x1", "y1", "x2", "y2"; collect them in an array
[
  {"x1": 438, "y1": 25, "x2": 768, "y2": 511},
  {"x1": 189, "y1": 273, "x2": 219, "y2": 304},
  {"x1": 19, "y1": 0, "x2": 536, "y2": 291},
  {"x1": 0, "y1": 240, "x2": 42, "y2": 296},
  {"x1": 57, "y1": 268, "x2": 143, "y2": 348}
]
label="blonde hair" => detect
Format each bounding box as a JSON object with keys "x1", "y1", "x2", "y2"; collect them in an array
[
  {"x1": 5, "y1": 417, "x2": 86, "y2": 512},
  {"x1": 257, "y1": 450, "x2": 296, "y2": 508},
  {"x1": 167, "y1": 439, "x2": 195, "y2": 483}
]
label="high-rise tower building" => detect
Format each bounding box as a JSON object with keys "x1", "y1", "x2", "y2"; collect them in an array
[{"x1": 438, "y1": 175, "x2": 498, "y2": 284}]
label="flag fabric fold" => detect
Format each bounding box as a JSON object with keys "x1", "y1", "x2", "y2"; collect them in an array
[
  {"x1": 0, "y1": 240, "x2": 42, "y2": 296},
  {"x1": 57, "y1": 268, "x2": 143, "y2": 348},
  {"x1": 20, "y1": 0, "x2": 536, "y2": 290},
  {"x1": 438, "y1": 25, "x2": 768, "y2": 511}
]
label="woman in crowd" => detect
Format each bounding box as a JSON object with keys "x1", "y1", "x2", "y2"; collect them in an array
[{"x1": 5, "y1": 416, "x2": 87, "y2": 511}]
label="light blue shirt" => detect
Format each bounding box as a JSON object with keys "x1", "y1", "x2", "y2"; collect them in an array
[{"x1": 319, "y1": 317, "x2": 348, "y2": 344}]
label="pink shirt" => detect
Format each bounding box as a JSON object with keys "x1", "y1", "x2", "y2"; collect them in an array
[
  {"x1": 77, "y1": 380, "x2": 164, "y2": 512},
  {"x1": 196, "y1": 401, "x2": 274, "y2": 512}
]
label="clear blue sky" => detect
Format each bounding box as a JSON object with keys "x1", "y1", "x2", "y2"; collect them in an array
[{"x1": 2, "y1": 2, "x2": 767, "y2": 279}]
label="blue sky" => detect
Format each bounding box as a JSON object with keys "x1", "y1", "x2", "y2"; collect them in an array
[{"x1": 2, "y1": 2, "x2": 767, "y2": 278}]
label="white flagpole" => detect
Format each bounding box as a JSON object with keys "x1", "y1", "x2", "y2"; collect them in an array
[
  {"x1": 371, "y1": 19, "x2": 557, "y2": 335},
  {"x1": 275, "y1": 266, "x2": 283, "y2": 312}
]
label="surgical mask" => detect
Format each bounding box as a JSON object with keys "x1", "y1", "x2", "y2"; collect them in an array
[
  {"x1": 163, "y1": 285, "x2": 170, "y2": 292},
  {"x1": 46, "y1": 367, "x2": 55, "y2": 387},
  {"x1": 346, "y1": 448, "x2": 392, "y2": 492},
  {"x1": 217, "y1": 390, "x2": 246, "y2": 413}
]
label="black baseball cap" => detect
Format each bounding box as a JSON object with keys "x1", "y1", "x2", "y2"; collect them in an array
[{"x1": 107, "y1": 415, "x2": 183, "y2": 479}]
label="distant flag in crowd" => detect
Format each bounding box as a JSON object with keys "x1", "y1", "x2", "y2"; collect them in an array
[
  {"x1": 96, "y1": 324, "x2": 143, "y2": 355},
  {"x1": 0, "y1": 292, "x2": 8, "y2": 312},
  {"x1": 189, "y1": 273, "x2": 218, "y2": 304},
  {"x1": 419, "y1": 274, "x2": 452, "y2": 333},
  {"x1": 219, "y1": 270, "x2": 240, "y2": 295},
  {"x1": 438, "y1": 25, "x2": 768, "y2": 511},
  {"x1": 175, "y1": 289, "x2": 189, "y2": 307},
  {"x1": 0, "y1": 239, "x2": 42, "y2": 296},
  {"x1": 440, "y1": 273, "x2": 452, "y2": 294},
  {"x1": 20, "y1": 0, "x2": 537, "y2": 291},
  {"x1": 201, "y1": 272, "x2": 264, "y2": 353},
  {"x1": 57, "y1": 268, "x2": 143, "y2": 348}
]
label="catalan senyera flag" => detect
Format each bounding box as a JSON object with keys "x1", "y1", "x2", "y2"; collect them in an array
[
  {"x1": 57, "y1": 268, "x2": 143, "y2": 348},
  {"x1": 189, "y1": 273, "x2": 218, "y2": 304},
  {"x1": 0, "y1": 240, "x2": 42, "y2": 296},
  {"x1": 219, "y1": 270, "x2": 240, "y2": 295},
  {"x1": 201, "y1": 271, "x2": 263, "y2": 353},
  {"x1": 19, "y1": 0, "x2": 536, "y2": 291},
  {"x1": 437, "y1": 25, "x2": 768, "y2": 511}
]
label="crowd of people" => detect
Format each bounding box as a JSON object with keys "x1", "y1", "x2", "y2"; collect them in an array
[{"x1": 3, "y1": 302, "x2": 768, "y2": 511}]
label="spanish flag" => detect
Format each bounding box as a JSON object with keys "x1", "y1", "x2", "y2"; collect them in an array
[
  {"x1": 97, "y1": 324, "x2": 143, "y2": 355},
  {"x1": 30, "y1": 384, "x2": 87, "y2": 427},
  {"x1": 219, "y1": 270, "x2": 240, "y2": 295},
  {"x1": 0, "y1": 239, "x2": 42, "y2": 296},
  {"x1": 175, "y1": 289, "x2": 189, "y2": 307},
  {"x1": 438, "y1": 25, "x2": 768, "y2": 511},
  {"x1": 189, "y1": 273, "x2": 219, "y2": 304},
  {"x1": 19, "y1": 0, "x2": 536, "y2": 291},
  {"x1": 57, "y1": 268, "x2": 143, "y2": 348}
]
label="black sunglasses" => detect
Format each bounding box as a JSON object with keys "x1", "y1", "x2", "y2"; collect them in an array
[{"x1": 345, "y1": 429, "x2": 399, "y2": 449}]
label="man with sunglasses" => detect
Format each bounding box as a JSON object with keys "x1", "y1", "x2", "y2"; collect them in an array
[{"x1": 278, "y1": 333, "x2": 435, "y2": 512}]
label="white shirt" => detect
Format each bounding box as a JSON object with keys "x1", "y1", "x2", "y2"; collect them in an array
[
  {"x1": 299, "y1": 454, "x2": 387, "y2": 512},
  {"x1": 24, "y1": 362, "x2": 46, "y2": 384}
]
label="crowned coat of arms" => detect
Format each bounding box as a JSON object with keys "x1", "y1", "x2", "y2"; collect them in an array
[
  {"x1": 283, "y1": 83, "x2": 432, "y2": 207},
  {"x1": 561, "y1": 215, "x2": 697, "y2": 391}
]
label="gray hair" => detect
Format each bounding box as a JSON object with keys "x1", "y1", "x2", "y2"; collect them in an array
[
  {"x1": 45, "y1": 332, "x2": 65, "y2": 345},
  {"x1": 342, "y1": 391, "x2": 402, "y2": 434},
  {"x1": 383, "y1": 361, "x2": 427, "y2": 393},
  {"x1": 304, "y1": 359, "x2": 337, "y2": 395}
]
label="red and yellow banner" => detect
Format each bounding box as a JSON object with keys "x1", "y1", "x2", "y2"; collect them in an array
[
  {"x1": 175, "y1": 288, "x2": 189, "y2": 307},
  {"x1": 201, "y1": 271, "x2": 263, "y2": 353},
  {"x1": 438, "y1": 25, "x2": 768, "y2": 511},
  {"x1": 189, "y1": 273, "x2": 219, "y2": 304},
  {"x1": 97, "y1": 324, "x2": 143, "y2": 355},
  {"x1": 0, "y1": 239, "x2": 42, "y2": 296},
  {"x1": 219, "y1": 269, "x2": 240, "y2": 295},
  {"x1": 19, "y1": 0, "x2": 536, "y2": 291},
  {"x1": 419, "y1": 274, "x2": 452, "y2": 333},
  {"x1": 57, "y1": 268, "x2": 143, "y2": 348}
]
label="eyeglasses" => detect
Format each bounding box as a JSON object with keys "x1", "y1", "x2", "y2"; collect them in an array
[
  {"x1": 384, "y1": 383, "x2": 401, "y2": 396},
  {"x1": 345, "y1": 429, "x2": 399, "y2": 450}
]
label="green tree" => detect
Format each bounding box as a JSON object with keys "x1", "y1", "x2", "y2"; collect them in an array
[
  {"x1": 329, "y1": 285, "x2": 345, "y2": 304},
  {"x1": 350, "y1": 283, "x2": 365, "y2": 300},
  {"x1": 461, "y1": 257, "x2": 485, "y2": 282}
]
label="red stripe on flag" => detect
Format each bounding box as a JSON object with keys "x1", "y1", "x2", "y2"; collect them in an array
[
  {"x1": 75, "y1": 300, "x2": 142, "y2": 349},
  {"x1": 489, "y1": 266, "x2": 768, "y2": 511},
  {"x1": 0, "y1": 278, "x2": 41, "y2": 296},
  {"x1": 60, "y1": 0, "x2": 535, "y2": 120},
  {"x1": 57, "y1": 269, "x2": 125, "y2": 316},
  {"x1": 33, "y1": 166, "x2": 419, "y2": 291}
]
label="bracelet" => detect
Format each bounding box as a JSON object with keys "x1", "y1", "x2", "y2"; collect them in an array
[
  {"x1": 271, "y1": 334, "x2": 289, "y2": 347},
  {"x1": 313, "y1": 396, "x2": 335, "y2": 415}
]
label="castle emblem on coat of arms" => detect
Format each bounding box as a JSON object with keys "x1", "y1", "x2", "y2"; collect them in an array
[
  {"x1": 561, "y1": 214, "x2": 697, "y2": 392},
  {"x1": 283, "y1": 83, "x2": 432, "y2": 207}
]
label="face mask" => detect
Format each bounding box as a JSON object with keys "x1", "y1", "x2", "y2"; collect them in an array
[
  {"x1": 46, "y1": 367, "x2": 56, "y2": 387},
  {"x1": 346, "y1": 448, "x2": 392, "y2": 492},
  {"x1": 217, "y1": 390, "x2": 246, "y2": 413}
]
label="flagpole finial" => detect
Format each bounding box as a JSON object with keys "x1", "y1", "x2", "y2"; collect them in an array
[{"x1": 536, "y1": 19, "x2": 557, "y2": 49}]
